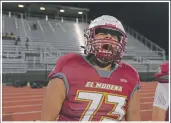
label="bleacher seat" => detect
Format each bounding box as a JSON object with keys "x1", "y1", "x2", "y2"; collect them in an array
[{"x1": 2, "y1": 15, "x2": 166, "y2": 73}]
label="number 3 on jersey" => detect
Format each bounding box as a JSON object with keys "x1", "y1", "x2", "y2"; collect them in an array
[{"x1": 75, "y1": 90, "x2": 127, "y2": 121}]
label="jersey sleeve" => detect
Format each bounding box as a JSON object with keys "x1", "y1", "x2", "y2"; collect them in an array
[
  {"x1": 48, "y1": 54, "x2": 70, "y2": 94},
  {"x1": 153, "y1": 83, "x2": 169, "y2": 110},
  {"x1": 48, "y1": 55, "x2": 65, "y2": 79}
]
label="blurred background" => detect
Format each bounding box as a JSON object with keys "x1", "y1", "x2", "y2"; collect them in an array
[
  {"x1": 1, "y1": 2, "x2": 169, "y2": 83},
  {"x1": 1, "y1": 1, "x2": 169, "y2": 121}
]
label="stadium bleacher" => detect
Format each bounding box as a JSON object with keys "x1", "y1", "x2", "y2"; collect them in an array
[{"x1": 2, "y1": 13, "x2": 166, "y2": 82}]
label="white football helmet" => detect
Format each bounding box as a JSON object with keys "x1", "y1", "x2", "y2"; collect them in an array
[{"x1": 84, "y1": 15, "x2": 127, "y2": 64}]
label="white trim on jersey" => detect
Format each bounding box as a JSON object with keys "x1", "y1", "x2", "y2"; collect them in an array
[{"x1": 153, "y1": 83, "x2": 169, "y2": 110}]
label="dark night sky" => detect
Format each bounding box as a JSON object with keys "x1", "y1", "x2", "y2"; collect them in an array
[{"x1": 55, "y1": 2, "x2": 169, "y2": 56}]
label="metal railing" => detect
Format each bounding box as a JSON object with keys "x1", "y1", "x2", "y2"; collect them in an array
[
  {"x1": 124, "y1": 25, "x2": 165, "y2": 55},
  {"x1": 2, "y1": 11, "x2": 86, "y2": 23}
]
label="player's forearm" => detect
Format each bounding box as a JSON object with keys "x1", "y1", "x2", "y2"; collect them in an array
[
  {"x1": 40, "y1": 96, "x2": 62, "y2": 121},
  {"x1": 126, "y1": 108, "x2": 141, "y2": 121},
  {"x1": 40, "y1": 114, "x2": 58, "y2": 121},
  {"x1": 126, "y1": 90, "x2": 141, "y2": 121},
  {"x1": 40, "y1": 79, "x2": 66, "y2": 121},
  {"x1": 152, "y1": 106, "x2": 167, "y2": 121}
]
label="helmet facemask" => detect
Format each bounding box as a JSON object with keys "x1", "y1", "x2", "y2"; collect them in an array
[{"x1": 84, "y1": 25, "x2": 127, "y2": 66}]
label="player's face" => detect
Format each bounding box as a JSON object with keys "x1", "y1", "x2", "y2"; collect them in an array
[
  {"x1": 95, "y1": 33, "x2": 119, "y2": 41},
  {"x1": 86, "y1": 27, "x2": 125, "y2": 64},
  {"x1": 94, "y1": 31, "x2": 119, "y2": 54}
]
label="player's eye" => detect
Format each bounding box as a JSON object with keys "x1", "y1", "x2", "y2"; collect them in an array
[{"x1": 112, "y1": 35, "x2": 119, "y2": 41}]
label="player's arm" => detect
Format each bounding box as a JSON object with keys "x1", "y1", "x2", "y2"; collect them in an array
[
  {"x1": 126, "y1": 88, "x2": 141, "y2": 121},
  {"x1": 152, "y1": 106, "x2": 166, "y2": 121},
  {"x1": 40, "y1": 55, "x2": 69, "y2": 121},
  {"x1": 152, "y1": 83, "x2": 168, "y2": 121},
  {"x1": 41, "y1": 56, "x2": 66, "y2": 121},
  {"x1": 40, "y1": 78, "x2": 66, "y2": 121}
]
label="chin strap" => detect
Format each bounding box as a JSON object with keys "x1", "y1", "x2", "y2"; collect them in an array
[
  {"x1": 87, "y1": 54, "x2": 111, "y2": 68},
  {"x1": 94, "y1": 57, "x2": 111, "y2": 68}
]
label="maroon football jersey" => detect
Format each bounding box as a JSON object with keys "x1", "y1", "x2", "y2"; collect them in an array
[{"x1": 48, "y1": 53, "x2": 140, "y2": 121}]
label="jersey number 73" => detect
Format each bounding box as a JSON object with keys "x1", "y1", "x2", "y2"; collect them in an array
[{"x1": 75, "y1": 90, "x2": 127, "y2": 121}]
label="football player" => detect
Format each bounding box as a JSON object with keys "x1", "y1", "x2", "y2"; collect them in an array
[
  {"x1": 41, "y1": 15, "x2": 141, "y2": 121},
  {"x1": 152, "y1": 62, "x2": 169, "y2": 121}
]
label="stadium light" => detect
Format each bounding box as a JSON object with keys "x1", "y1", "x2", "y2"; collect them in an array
[
  {"x1": 18, "y1": 4, "x2": 24, "y2": 8},
  {"x1": 60, "y1": 9, "x2": 65, "y2": 12},
  {"x1": 78, "y1": 12, "x2": 83, "y2": 15},
  {"x1": 40, "y1": 7, "x2": 45, "y2": 11}
]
